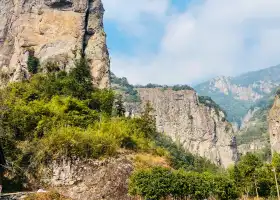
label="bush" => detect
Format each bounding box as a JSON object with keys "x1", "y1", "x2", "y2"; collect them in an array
[
  {"x1": 27, "y1": 49, "x2": 40, "y2": 74},
  {"x1": 199, "y1": 96, "x2": 227, "y2": 117},
  {"x1": 129, "y1": 167, "x2": 239, "y2": 200}
]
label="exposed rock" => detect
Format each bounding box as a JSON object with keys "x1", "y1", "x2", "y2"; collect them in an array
[
  {"x1": 40, "y1": 155, "x2": 134, "y2": 200},
  {"x1": 238, "y1": 140, "x2": 267, "y2": 155},
  {"x1": 269, "y1": 95, "x2": 280, "y2": 153},
  {"x1": 204, "y1": 76, "x2": 264, "y2": 102},
  {"x1": 133, "y1": 88, "x2": 237, "y2": 167},
  {"x1": 0, "y1": 0, "x2": 110, "y2": 88},
  {"x1": 241, "y1": 107, "x2": 259, "y2": 129}
]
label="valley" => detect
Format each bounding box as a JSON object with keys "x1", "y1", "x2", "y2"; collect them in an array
[{"x1": 1, "y1": 0, "x2": 280, "y2": 199}]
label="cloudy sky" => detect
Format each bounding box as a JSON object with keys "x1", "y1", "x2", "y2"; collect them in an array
[{"x1": 102, "y1": 0, "x2": 280, "y2": 86}]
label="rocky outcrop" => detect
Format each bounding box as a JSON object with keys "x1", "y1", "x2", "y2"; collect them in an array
[
  {"x1": 269, "y1": 95, "x2": 280, "y2": 153},
  {"x1": 199, "y1": 76, "x2": 270, "y2": 102},
  {"x1": 240, "y1": 107, "x2": 259, "y2": 129},
  {"x1": 238, "y1": 140, "x2": 267, "y2": 156},
  {"x1": 0, "y1": 0, "x2": 110, "y2": 88},
  {"x1": 40, "y1": 155, "x2": 133, "y2": 200},
  {"x1": 136, "y1": 88, "x2": 237, "y2": 167}
]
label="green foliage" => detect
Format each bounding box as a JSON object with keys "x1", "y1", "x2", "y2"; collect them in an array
[
  {"x1": 129, "y1": 167, "x2": 238, "y2": 200},
  {"x1": 171, "y1": 84, "x2": 194, "y2": 91},
  {"x1": 110, "y1": 73, "x2": 140, "y2": 102},
  {"x1": 135, "y1": 83, "x2": 194, "y2": 91},
  {"x1": 154, "y1": 134, "x2": 219, "y2": 173},
  {"x1": 27, "y1": 49, "x2": 40, "y2": 74},
  {"x1": 0, "y1": 58, "x2": 118, "y2": 189},
  {"x1": 229, "y1": 153, "x2": 280, "y2": 198},
  {"x1": 113, "y1": 94, "x2": 126, "y2": 117},
  {"x1": 198, "y1": 96, "x2": 227, "y2": 117},
  {"x1": 236, "y1": 90, "x2": 275, "y2": 153}
]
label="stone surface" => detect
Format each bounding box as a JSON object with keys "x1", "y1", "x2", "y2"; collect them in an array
[
  {"x1": 134, "y1": 88, "x2": 238, "y2": 167},
  {"x1": 41, "y1": 155, "x2": 134, "y2": 200},
  {"x1": 0, "y1": 0, "x2": 110, "y2": 88},
  {"x1": 269, "y1": 95, "x2": 280, "y2": 153}
]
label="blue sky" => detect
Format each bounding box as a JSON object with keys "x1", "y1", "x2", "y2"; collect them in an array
[{"x1": 102, "y1": 0, "x2": 280, "y2": 86}]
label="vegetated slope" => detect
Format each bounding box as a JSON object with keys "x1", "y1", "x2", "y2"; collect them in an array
[
  {"x1": 110, "y1": 72, "x2": 140, "y2": 102},
  {"x1": 110, "y1": 76, "x2": 237, "y2": 167},
  {"x1": 0, "y1": 58, "x2": 221, "y2": 198},
  {"x1": 236, "y1": 90, "x2": 276, "y2": 158},
  {"x1": 195, "y1": 65, "x2": 280, "y2": 125}
]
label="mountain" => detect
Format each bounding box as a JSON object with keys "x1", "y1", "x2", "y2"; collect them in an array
[
  {"x1": 195, "y1": 65, "x2": 280, "y2": 157},
  {"x1": 136, "y1": 88, "x2": 238, "y2": 167},
  {"x1": 111, "y1": 76, "x2": 238, "y2": 167},
  {"x1": 195, "y1": 65, "x2": 280, "y2": 126},
  {"x1": 0, "y1": 0, "x2": 110, "y2": 88}
]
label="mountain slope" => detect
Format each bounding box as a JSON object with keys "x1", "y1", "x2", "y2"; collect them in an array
[
  {"x1": 111, "y1": 75, "x2": 237, "y2": 167},
  {"x1": 195, "y1": 65, "x2": 280, "y2": 125}
]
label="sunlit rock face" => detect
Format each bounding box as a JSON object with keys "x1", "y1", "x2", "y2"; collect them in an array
[
  {"x1": 132, "y1": 88, "x2": 238, "y2": 168},
  {"x1": 0, "y1": 0, "x2": 110, "y2": 88}
]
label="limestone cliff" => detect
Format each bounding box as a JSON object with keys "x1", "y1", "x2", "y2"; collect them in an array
[
  {"x1": 269, "y1": 95, "x2": 280, "y2": 153},
  {"x1": 0, "y1": 0, "x2": 110, "y2": 88},
  {"x1": 136, "y1": 88, "x2": 237, "y2": 167}
]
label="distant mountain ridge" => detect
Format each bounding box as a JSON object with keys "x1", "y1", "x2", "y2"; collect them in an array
[{"x1": 194, "y1": 65, "x2": 280, "y2": 125}]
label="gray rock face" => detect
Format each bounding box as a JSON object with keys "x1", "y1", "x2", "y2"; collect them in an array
[
  {"x1": 269, "y1": 95, "x2": 280, "y2": 153},
  {"x1": 0, "y1": 0, "x2": 110, "y2": 88},
  {"x1": 41, "y1": 155, "x2": 133, "y2": 200},
  {"x1": 136, "y1": 88, "x2": 237, "y2": 167}
]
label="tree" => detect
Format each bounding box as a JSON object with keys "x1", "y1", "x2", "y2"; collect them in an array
[
  {"x1": 114, "y1": 95, "x2": 125, "y2": 117},
  {"x1": 237, "y1": 153, "x2": 263, "y2": 197},
  {"x1": 27, "y1": 49, "x2": 40, "y2": 74}
]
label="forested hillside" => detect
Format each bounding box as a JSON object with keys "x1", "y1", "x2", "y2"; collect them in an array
[
  {"x1": 0, "y1": 58, "x2": 222, "y2": 195},
  {"x1": 195, "y1": 65, "x2": 280, "y2": 125}
]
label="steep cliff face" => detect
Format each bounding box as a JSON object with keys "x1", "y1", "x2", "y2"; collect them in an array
[
  {"x1": 137, "y1": 88, "x2": 237, "y2": 167},
  {"x1": 0, "y1": 0, "x2": 110, "y2": 88},
  {"x1": 269, "y1": 95, "x2": 280, "y2": 153}
]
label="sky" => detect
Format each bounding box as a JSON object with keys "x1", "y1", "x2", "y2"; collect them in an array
[{"x1": 102, "y1": 0, "x2": 280, "y2": 86}]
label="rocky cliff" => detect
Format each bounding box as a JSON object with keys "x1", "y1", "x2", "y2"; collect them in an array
[
  {"x1": 269, "y1": 95, "x2": 280, "y2": 153},
  {"x1": 136, "y1": 88, "x2": 237, "y2": 167},
  {"x1": 0, "y1": 0, "x2": 110, "y2": 88}
]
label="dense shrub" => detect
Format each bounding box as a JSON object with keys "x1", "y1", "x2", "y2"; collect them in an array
[
  {"x1": 198, "y1": 96, "x2": 227, "y2": 117},
  {"x1": 171, "y1": 84, "x2": 194, "y2": 91},
  {"x1": 27, "y1": 49, "x2": 40, "y2": 74},
  {"x1": 110, "y1": 73, "x2": 140, "y2": 102},
  {"x1": 129, "y1": 167, "x2": 238, "y2": 200}
]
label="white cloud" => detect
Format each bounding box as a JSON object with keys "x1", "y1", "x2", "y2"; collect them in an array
[
  {"x1": 102, "y1": 0, "x2": 170, "y2": 36},
  {"x1": 105, "y1": 0, "x2": 280, "y2": 85}
]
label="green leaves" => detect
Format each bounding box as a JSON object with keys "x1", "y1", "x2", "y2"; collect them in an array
[
  {"x1": 27, "y1": 49, "x2": 40, "y2": 74},
  {"x1": 129, "y1": 167, "x2": 238, "y2": 200}
]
